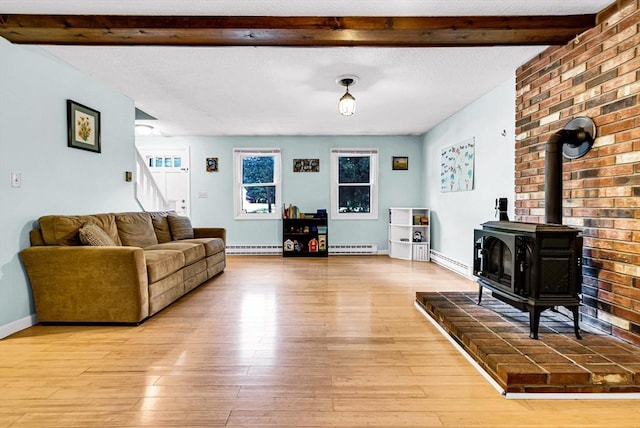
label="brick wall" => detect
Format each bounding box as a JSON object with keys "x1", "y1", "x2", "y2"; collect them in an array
[{"x1": 515, "y1": 0, "x2": 640, "y2": 345}]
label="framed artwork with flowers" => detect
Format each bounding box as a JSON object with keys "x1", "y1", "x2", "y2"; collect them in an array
[{"x1": 67, "y1": 100, "x2": 101, "y2": 153}]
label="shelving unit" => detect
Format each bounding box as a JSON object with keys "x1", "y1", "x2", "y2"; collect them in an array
[
  {"x1": 282, "y1": 215, "x2": 328, "y2": 257},
  {"x1": 388, "y1": 207, "x2": 430, "y2": 261}
]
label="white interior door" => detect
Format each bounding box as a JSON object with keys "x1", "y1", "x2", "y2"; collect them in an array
[{"x1": 138, "y1": 146, "x2": 191, "y2": 216}]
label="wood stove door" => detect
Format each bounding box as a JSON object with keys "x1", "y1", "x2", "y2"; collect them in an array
[{"x1": 473, "y1": 229, "x2": 519, "y2": 295}]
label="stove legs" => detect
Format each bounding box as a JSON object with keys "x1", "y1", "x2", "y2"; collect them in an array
[
  {"x1": 478, "y1": 285, "x2": 582, "y2": 340},
  {"x1": 570, "y1": 306, "x2": 582, "y2": 340},
  {"x1": 529, "y1": 307, "x2": 542, "y2": 339},
  {"x1": 529, "y1": 305, "x2": 582, "y2": 340}
]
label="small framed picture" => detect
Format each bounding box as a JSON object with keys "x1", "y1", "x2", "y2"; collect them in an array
[
  {"x1": 293, "y1": 158, "x2": 320, "y2": 172},
  {"x1": 67, "y1": 100, "x2": 101, "y2": 153},
  {"x1": 392, "y1": 156, "x2": 408, "y2": 170},
  {"x1": 206, "y1": 157, "x2": 219, "y2": 172}
]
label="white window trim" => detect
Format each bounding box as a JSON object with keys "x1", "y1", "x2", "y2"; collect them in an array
[
  {"x1": 233, "y1": 148, "x2": 282, "y2": 220},
  {"x1": 330, "y1": 148, "x2": 379, "y2": 220}
]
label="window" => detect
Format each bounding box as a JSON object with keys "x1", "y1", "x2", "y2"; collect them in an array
[
  {"x1": 233, "y1": 148, "x2": 281, "y2": 219},
  {"x1": 330, "y1": 148, "x2": 378, "y2": 220}
]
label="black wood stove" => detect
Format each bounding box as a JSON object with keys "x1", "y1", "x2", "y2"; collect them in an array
[
  {"x1": 472, "y1": 117, "x2": 595, "y2": 339},
  {"x1": 473, "y1": 221, "x2": 582, "y2": 339}
]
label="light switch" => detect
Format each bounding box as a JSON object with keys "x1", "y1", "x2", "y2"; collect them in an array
[
  {"x1": 198, "y1": 192, "x2": 208, "y2": 199},
  {"x1": 11, "y1": 172, "x2": 21, "y2": 188}
]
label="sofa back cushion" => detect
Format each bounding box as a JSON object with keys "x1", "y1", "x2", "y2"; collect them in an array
[
  {"x1": 116, "y1": 212, "x2": 159, "y2": 247},
  {"x1": 168, "y1": 215, "x2": 194, "y2": 240},
  {"x1": 148, "y1": 211, "x2": 175, "y2": 244},
  {"x1": 39, "y1": 214, "x2": 121, "y2": 246}
]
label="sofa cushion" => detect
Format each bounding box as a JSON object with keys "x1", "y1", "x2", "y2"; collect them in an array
[
  {"x1": 179, "y1": 238, "x2": 225, "y2": 257},
  {"x1": 144, "y1": 249, "x2": 185, "y2": 283},
  {"x1": 144, "y1": 242, "x2": 205, "y2": 266},
  {"x1": 116, "y1": 212, "x2": 159, "y2": 247},
  {"x1": 39, "y1": 214, "x2": 121, "y2": 246},
  {"x1": 79, "y1": 223, "x2": 117, "y2": 246},
  {"x1": 148, "y1": 211, "x2": 175, "y2": 244},
  {"x1": 168, "y1": 215, "x2": 194, "y2": 240}
]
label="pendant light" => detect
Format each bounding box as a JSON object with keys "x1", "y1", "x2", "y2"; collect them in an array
[{"x1": 337, "y1": 76, "x2": 358, "y2": 116}]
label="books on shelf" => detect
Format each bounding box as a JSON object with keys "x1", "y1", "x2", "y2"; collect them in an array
[
  {"x1": 283, "y1": 204, "x2": 303, "y2": 219},
  {"x1": 283, "y1": 205, "x2": 328, "y2": 220}
]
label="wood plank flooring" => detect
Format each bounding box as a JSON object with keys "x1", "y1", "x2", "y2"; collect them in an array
[{"x1": 1, "y1": 255, "x2": 639, "y2": 427}]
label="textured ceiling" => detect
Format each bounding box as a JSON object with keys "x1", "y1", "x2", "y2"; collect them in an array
[{"x1": 2, "y1": 0, "x2": 614, "y2": 136}]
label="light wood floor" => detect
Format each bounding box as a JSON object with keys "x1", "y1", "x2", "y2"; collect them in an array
[{"x1": 1, "y1": 256, "x2": 639, "y2": 427}]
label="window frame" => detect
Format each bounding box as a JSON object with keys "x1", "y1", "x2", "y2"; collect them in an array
[
  {"x1": 330, "y1": 148, "x2": 379, "y2": 220},
  {"x1": 233, "y1": 148, "x2": 282, "y2": 220}
]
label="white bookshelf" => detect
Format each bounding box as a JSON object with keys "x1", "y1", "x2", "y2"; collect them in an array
[{"x1": 388, "y1": 207, "x2": 430, "y2": 261}]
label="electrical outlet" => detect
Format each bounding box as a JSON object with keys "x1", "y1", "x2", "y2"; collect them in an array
[{"x1": 11, "y1": 172, "x2": 21, "y2": 188}]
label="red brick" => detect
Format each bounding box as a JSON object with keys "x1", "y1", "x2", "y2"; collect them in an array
[
  {"x1": 516, "y1": 3, "x2": 640, "y2": 348},
  {"x1": 598, "y1": 141, "x2": 634, "y2": 155},
  {"x1": 599, "y1": 270, "x2": 635, "y2": 286},
  {"x1": 523, "y1": 385, "x2": 568, "y2": 393},
  {"x1": 541, "y1": 364, "x2": 592, "y2": 385},
  {"x1": 496, "y1": 364, "x2": 549, "y2": 386},
  {"x1": 613, "y1": 240, "x2": 640, "y2": 254},
  {"x1": 584, "y1": 198, "x2": 615, "y2": 208},
  {"x1": 600, "y1": 45, "x2": 637, "y2": 72},
  {"x1": 598, "y1": 228, "x2": 634, "y2": 240},
  {"x1": 615, "y1": 197, "x2": 640, "y2": 208},
  {"x1": 598, "y1": 289, "x2": 633, "y2": 308},
  {"x1": 613, "y1": 284, "x2": 640, "y2": 301}
]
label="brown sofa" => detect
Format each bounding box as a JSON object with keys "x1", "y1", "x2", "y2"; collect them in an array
[{"x1": 20, "y1": 211, "x2": 226, "y2": 324}]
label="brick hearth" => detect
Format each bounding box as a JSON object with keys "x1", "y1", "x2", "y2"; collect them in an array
[{"x1": 416, "y1": 291, "x2": 640, "y2": 394}]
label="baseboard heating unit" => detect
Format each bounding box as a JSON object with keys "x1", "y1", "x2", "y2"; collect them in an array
[
  {"x1": 329, "y1": 244, "x2": 378, "y2": 255},
  {"x1": 226, "y1": 244, "x2": 378, "y2": 255},
  {"x1": 429, "y1": 249, "x2": 473, "y2": 279},
  {"x1": 225, "y1": 245, "x2": 282, "y2": 255}
]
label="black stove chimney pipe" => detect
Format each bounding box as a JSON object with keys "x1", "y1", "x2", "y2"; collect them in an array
[{"x1": 544, "y1": 128, "x2": 588, "y2": 224}]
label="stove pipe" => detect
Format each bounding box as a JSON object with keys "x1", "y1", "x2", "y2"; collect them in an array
[{"x1": 544, "y1": 128, "x2": 588, "y2": 224}]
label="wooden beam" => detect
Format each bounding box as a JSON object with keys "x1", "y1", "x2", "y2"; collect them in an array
[{"x1": 0, "y1": 14, "x2": 596, "y2": 47}]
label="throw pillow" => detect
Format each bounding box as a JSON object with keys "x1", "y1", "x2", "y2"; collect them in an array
[
  {"x1": 149, "y1": 211, "x2": 174, "y2": 244},
  {"x1": 79, "y1": 223, "x2": 117, "y2": 246},
  {"x1": 168, "y1": 215, "x2": 194, "y2": 240}
]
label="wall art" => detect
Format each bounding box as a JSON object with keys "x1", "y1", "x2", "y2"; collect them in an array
[
  {"x1": 67, "y1": 100, "x2": 101, "y2": 153},
  {"x1": 440, "y1": 137, "x2": 475, "y2": 192},
  {"x1": 293, "y1": 159, "x2": 319, "y2": 172},
  {"x1": 392, "y1": 156, "x2": 408, "y2": 170},
  {"x1": 206, "y1": 157, "x2": 219, "y2": 172}
]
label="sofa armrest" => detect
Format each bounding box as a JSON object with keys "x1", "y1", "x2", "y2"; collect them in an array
[
  {"x1": 20, "y1": 246, "x2": 149, "y2": 323},
  {"x1": 193, "y1": 227, "x2": 226, "y2": 244}
]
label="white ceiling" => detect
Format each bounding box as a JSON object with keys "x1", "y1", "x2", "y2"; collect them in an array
[{"x1": 2, "y1": 1, "x2": 613, "y2": 136}]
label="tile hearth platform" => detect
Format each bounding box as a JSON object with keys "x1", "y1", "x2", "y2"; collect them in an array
[{"x1": 415, "y1": 291, "x2": 640, "y2": 395}]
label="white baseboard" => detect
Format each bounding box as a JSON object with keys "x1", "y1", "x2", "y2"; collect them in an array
[{"x1": 0, "y1": 314, "x2": 37, "y2": 340}]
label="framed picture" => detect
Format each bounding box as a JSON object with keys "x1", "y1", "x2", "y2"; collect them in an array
[
  {"x1": 293, "y1": 159, "x2": 320, "y2": 172},
  {"x1": 67, "y1": 100, "x2": 101, "y2": 153},
  {"x1": 206, "y1": 157, "x2": 219, "y2": 172},
  {"x1": 392, "y1": 156, "x2": 408, "y2": 170}
]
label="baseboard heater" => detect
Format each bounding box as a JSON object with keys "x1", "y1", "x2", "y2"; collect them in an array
[
  {"x1": 226, "y1": 244, "x2": 378, "y2": 255},
  {"x1": 429, "y1": 249, "x2": 473, "y2": 279},
  {"x1": 225, "y1": 245, "x2": 282, "y2": 255},
  {"x1": 329, "y1": 244, "x2": 378, "y2": 255}
]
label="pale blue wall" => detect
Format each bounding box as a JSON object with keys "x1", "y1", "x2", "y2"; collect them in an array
[
  {"x1": 0, "y1": 39, "x2": 138, "y2": 336},
  {"x1": 0, "y1": 36, "x2": 520, "y2": 337},
  {"x1": 422, "y1": 78, "x2": 517, "y2": 268},
  {"x1": 138, "y1": 135, "x2": 424, "y2": 250}
]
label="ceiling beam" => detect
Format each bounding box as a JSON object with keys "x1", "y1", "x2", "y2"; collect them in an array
[{"x1": 0, "y1": 14, "x2": 595, "y2": 47}]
